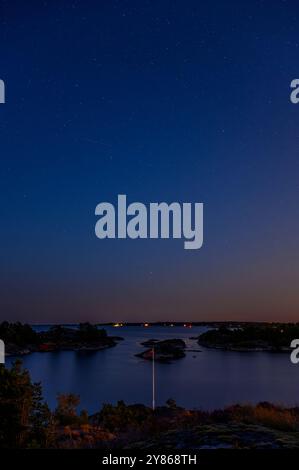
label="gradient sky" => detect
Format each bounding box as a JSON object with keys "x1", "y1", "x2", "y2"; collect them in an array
[{"x1": 0, "y1": 0, "x2": 299, "y2": 323}]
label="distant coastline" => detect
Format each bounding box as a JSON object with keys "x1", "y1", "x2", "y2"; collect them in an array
[
  {"x1": 1, "y1": 321, "x2": 298, "y2": 357},
  {"x1": 28, "y1": 321, "x2": 294, "y2": 327}
]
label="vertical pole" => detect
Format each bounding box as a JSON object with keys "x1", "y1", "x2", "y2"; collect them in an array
[
  {"x1": 0, "y1": 339, "x2": 4, "y2": 365},
  {"x1": 152, "y1": 347, "x2": 155, "y2": 411}
]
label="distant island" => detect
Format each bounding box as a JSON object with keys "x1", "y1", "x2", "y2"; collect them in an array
[
  {"x1": 136, "y1": 338, "x2": 186, "y2": 362},
  {"x1": 0, "y1": 322, "x2": 123, "y2": 356},
  {"x1": 196, "y1": 324, "x2": 299, "y2": 352}
]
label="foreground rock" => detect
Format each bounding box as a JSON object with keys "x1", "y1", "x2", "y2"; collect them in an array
[
  {"x1": 136, "y1": 338, "x2": 186, "y2": 362},
  {"x1": 129, "y1": 422, "x2": 299, "y2": 449}
]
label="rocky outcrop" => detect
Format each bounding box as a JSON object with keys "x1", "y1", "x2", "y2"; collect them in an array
[{"x1": 136, "y1": 338, "x2": 186, "y2": 362}]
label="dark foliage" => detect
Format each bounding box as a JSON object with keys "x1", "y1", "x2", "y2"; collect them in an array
[{"x1": 0, "y1": 322, "x2": 39, "y2": 347}]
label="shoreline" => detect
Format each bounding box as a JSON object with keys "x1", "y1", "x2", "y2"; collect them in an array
[{"x1": 198, "y1": 342, "x2": 291, "y2": 353}]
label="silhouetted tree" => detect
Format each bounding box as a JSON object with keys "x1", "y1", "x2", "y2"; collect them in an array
[
  {"x1": 0, "y1": 361, "x2": 51, "y2": 448},
  {"x1": 55, "y1": 393, "x2": 80, "y2": 426}
]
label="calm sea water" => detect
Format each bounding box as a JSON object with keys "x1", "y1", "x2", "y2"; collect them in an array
[{"x1": 5, "y1": 326, "x2": 299, "y2": 412}]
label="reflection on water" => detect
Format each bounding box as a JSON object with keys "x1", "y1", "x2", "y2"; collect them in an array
[{"x1": 6, "y1": 326, "x2": 299, "y2": 412}]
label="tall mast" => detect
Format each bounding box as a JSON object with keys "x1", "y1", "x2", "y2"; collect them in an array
[{"x1": 152, "y1": 346, "x2": 155, "y2": 411}]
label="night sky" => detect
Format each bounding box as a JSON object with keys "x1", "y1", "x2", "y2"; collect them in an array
[{"x1": 1, "y1": 0, "x2": 299, "y2": 323}]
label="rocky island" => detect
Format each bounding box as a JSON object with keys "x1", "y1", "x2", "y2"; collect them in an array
[
  {"x1": 196, "y1": 324, "x2": 299, "y2": 352},
  {"x1": 136, "y1": 338, "x2": 186, "y2": 362},
  {"x1": 0, "y1": 322, "x2": 123, "y2": 356}
]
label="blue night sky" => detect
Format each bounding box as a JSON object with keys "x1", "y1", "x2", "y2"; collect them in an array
[{"x1": 0, "y1": 0, "x2": 299, "y2": 323}]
